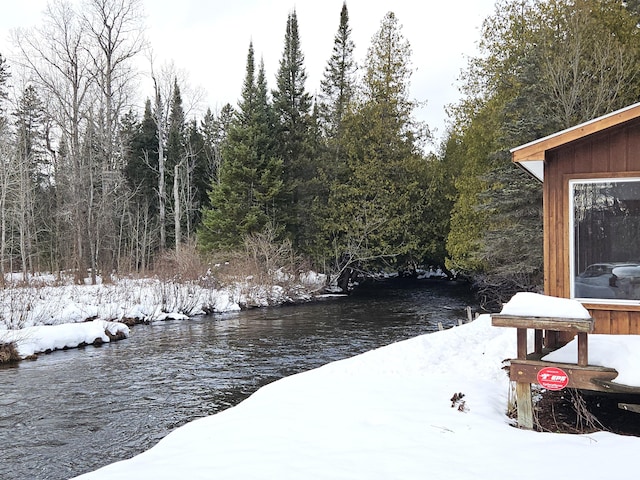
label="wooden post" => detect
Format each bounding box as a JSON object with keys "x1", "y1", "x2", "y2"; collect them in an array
[
  {"x1": 516, "y1": 381, "x2": 534, "y2": 429},
  {"x1": 534, "y1": 329, "x2": 543, "y2": 356},
  {"x1": 517, "y1": 328, "x2": 527, "y2": 360},
  {"x1": 577, "y1": 332, "x2": 588, "y2": 367}
]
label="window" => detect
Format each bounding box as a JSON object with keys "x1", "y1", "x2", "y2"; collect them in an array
[{"x1": 570, "y1": 178, "x2": 640, "y2": 302}]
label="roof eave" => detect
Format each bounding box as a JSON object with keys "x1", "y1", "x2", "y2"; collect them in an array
[{"x1": 511, "y1": 102, "x2": 640, "y2": 164}]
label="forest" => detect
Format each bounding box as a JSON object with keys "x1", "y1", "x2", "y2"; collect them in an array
[{"x1": 1, "y1": 0, "x2": 640, "y2": 305}]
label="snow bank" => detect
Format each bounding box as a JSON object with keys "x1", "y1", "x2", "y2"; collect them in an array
[
  {"x1": 543, "y1": 334, "x2": 640, "y2": 386},
  {"x1": 72, "y1": 315, "x2": 640, "y2": 480},
  {"x1": 0, "y1": 272, "x2": 326, "y2": 331},
  {"x1": 0, "y1": 320, "x2": 130, "y2": 357},
  {"x1": 500, "y1": 292, "x2": 591, "y2": 319}
]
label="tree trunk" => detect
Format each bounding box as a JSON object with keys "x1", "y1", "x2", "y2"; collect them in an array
[{"x1": 174, "y1": 163, "x2": 181, "y2": 254}]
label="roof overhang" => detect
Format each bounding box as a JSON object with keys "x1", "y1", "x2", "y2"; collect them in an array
[
  {"x1": 510, "y1": 102, "x2": 640, "y2": 182},
  {"x1": 516, "y1": 160, "x2": 544, "y2": 182}
]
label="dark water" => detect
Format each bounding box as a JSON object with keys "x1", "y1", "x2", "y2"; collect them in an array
[{"x1": 0, "y1": 281, "x2": 475, "y2": 480}]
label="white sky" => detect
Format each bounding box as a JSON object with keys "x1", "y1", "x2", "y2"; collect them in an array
[{"x1": 0, "y1": 0, "x2": 497, "y2": 145}]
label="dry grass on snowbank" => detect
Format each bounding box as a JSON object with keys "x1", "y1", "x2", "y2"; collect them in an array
[{"x1": 0, "y1": 341, "x2": 20, "y2": 363}]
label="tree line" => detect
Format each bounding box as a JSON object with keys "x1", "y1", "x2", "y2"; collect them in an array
[{"x1": 1, "y1": 0, "x2": 640, "y2": 300}]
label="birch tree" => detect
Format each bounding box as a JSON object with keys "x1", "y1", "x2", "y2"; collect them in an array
[
  {"x1": 13, "y1": 0, "x2": 95, "y2": 282},
  {"x1": 0, "y1": 54, "x2": 9, "y2": 284},
  {"x1": 81, "y1": 0, "x2": 146, "y2": 275}
]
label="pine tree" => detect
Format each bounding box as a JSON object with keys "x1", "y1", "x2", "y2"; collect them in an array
[
  {"x1": 183, "y1": 119, "x2": 211, "y2": 235},
  {"x1": 121, "y1": 101, "x2": 160, "y2": 271},
  {"x1": 167, "y1": 79, "x2": 187, "y2": 249},
  {"x1": 319, "y1": 2, "x2": 356, "y2": 146},
  {"x1": 167, "y1": 79, "x2": 186, "y2": 173},
  {"x1": 124, "y1": 100, "x2": 159, "y2": 206},
  {"x1": 13, "y1": 85, "x2": 49, "y2": 276},
  {"x1": 200, "y1": 105, "x2": 232, "y2": 188},
  {"x1": 307, "y1": 2, "x2": 359, "y2": 264},
  {"x1": 199, "y1": 44, "x2": 283, "y2": 251},
  {"x1": 272, "y1": 10, "x2": 314, "y2": 248}
]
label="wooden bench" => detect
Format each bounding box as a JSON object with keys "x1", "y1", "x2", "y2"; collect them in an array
[{"x1": 491, "y1": 314, "x2": 618, "y2": 429}]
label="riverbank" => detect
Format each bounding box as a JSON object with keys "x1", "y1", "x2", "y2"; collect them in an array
[
  {"x1": 72, "y1": 313, "x2": 640, "y2": 480},
  {"x1": 0, "y1": 271, "x2": 327, "y2": 361},
  {"x1": 2, "y1": 283, "x2": 474, "y2": 479}
]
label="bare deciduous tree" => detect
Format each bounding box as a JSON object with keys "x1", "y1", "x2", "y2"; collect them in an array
[{"x1": 11, "y1": 0, "x2": 146, "y2": 281}]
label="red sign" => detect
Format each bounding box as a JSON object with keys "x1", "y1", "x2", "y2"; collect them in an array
[{"x1": 537, "y1": 366, "x2": 569, "y2": 391}]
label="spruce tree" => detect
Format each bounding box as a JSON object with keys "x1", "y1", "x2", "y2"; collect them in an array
[
  {"x1": 310, "y1": 2, "x2": 358, "y2": 263},
  {"x1": 183, "y1": 119, "x2": 212, "y2": 234},
  {"x1": 13, "y1": 85, "x2": 49, "y2": 275},
  {"x1": 319, "y1": 2, "x2": 356, "y2": 146},
  {"x1": 271, "y1": 10, "x2": 314, "y2": 249},
  {"x1": 124, "y1": 99, "x2": 159, "y2": 207},
  {"x1": 199, "y1": 44, "x2": 283, "y2": 251},
  {"x1": 200, "y1": 105, "x2": 232, "y2": 187},
  {"x1": 166, "y1": 79, "x2": 187, "y2": 248}
]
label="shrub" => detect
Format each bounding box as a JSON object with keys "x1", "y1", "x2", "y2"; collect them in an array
[{"x1": 0, "y1": 342, "x2": 21, "y2": 364}]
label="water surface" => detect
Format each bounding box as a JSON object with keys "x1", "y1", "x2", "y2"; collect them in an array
[{"x1": 0, "y1": 281, "x2": 475, "y2": 480}]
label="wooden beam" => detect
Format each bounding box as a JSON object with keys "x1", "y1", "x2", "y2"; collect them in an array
[
  {"x1": 509, "y1": 359, "x2": 618, "y2": 392},
  {"x1": 534, "y1": 329, "x2": 544, "y2": 355},
  {"x1": 592, "y1": 378, "x2": 640, "y2": 394},
  {"x1": 517, "y1": 328, "x2": 527, "y2": 360},
  {"x1": 577, "y1": 332, "x2": 588, "y2": 367},
  {"x1": 619, "y1": 403, "x2": 640, "y2": 413},
  {"x1": 491, "y1": 314, "x2": 594, "y2": 333}
]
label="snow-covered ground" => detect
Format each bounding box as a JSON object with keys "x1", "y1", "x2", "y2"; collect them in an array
[
  {"x1": 3, "y1": 282, "x2": 640, "y2": 479},
  {"x1": 62, "y1": 293, "x2": 639, "y2": 480},
  {"x1": 0, "y1": 272, "x2": 327, "y2": 357}
]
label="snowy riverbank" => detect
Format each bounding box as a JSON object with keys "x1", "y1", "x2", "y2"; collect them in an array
[
  {"x1": 70, "y1": 312, "x2": 640, "y2": 480},
  {"x1": 4, "y1": 284, "x2": 640, "y2": 478},
  {"x1": 0, "y1": 271, "x2": 327, "y2": 358}
]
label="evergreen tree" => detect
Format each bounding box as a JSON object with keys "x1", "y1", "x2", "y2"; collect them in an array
[
  {"x1": 199, "y1": 44, "x2": 283, "y2": 251},
  {"x1": 327, "y1": 12, "x2": 432, "y2": 275},
  {"x1": 200, "y1": 105, "x2": 232, "y2": 188},
  {"x1": 272, "y1": 10, "x2": 314, "y2": 248},
  {"x1": 183, "y1": 119, "x2": 211, "y2": 234},
  {"x1": 167, "y1": 79, "x2": 186, "y2": 173},
  {"x1": 165, "y1": 79, "x2": 190, "y2": 249},
  {"x1": 124, "y1": 100, "x2": 159, "y2": 206},
  {"x1": 307, "y1": 2, "x2": 358, "y2": 264},
  {"x1": 121, "y1": 101, "x2": 160, "y2": 271},
  {"x1": 319, "y1": 2, "x2": 356, "y2": 146},
  {"x1": 13, "y1": 86, "x2": 49, "y2": 275}
]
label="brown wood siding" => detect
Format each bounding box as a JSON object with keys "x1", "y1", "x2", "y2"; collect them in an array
[{"x1": 544, "y1": 118, "x2": 640, "y2": 334}]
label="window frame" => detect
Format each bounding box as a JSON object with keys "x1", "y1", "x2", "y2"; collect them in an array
[{"x1": 569, "y1": 176, "x2": 640, "y2": 305}]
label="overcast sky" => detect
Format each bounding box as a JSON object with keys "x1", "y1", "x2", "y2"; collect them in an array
[{"x1": 0, "y1": 0, "x2": 497, "y2": 145}]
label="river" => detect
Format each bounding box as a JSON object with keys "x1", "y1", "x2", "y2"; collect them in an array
[{"x1": 0, "y1": 280, "x2": 475, "y2": 480}]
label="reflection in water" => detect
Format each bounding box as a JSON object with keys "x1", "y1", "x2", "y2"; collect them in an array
[{"x1": 0, "y1": 281, "x2": 474, "y2": 480}]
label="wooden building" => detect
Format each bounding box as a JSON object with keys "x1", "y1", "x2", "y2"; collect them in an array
[
  {"x1": 493, "y1": 104, "x2": 640, "y2": 427},
  {"x1": 511, "y1": 102, "x2": 640, "y2": 336}
]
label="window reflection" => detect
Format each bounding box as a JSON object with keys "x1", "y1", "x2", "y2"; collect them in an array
[{"x1": 572, "y1": 179, "x2": 640, "y2": 301}]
